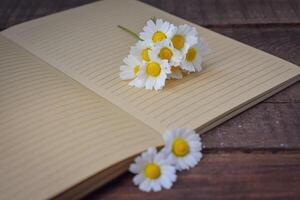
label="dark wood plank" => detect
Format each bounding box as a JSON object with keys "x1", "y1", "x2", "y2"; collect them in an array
[
  {"x1": 142, "y1": 0, "x2": 300, "y2": 26},
  {"x1": 85, "y1": 153, "x2": 300, "y2": 200},
  {"x1": 203, "y1": 102, "x2": 300, "y2": 149},
  {"x1": 1, "y1": 0, "x2": 300, "y2": 30},
  {"x1": 266, "y1": 83, "x2": 300, "y2": 103},
  {"x1": 0, "y1": 0, "x2": 97, "y2": 30}
]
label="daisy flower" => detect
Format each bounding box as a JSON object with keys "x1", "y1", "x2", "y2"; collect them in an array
[
  {"x1": 119, "y1": 18, "x2": 210, "y2": 90},
  {"x1": 151, "y1": 39, "x2": 182, "y2": 67},
  {"x1": 130, "y1": 41, "x2": 153, "y2": 62},
  {"x1": 162, "y1": 128, "x2": 203, "y2": 171},
  {"x1": 171, "y1": 24, "x2": 198, "y2": 53},
  {"x1": 140, "y1": 19, "x2": 176, "y2": 44},
  {"x1": 119, "y1": 54, "x2": 142, "y2": 80},
  {"x1": 129, "y1": 147, "x2": 177, "y2": 192},
  {"x1": 133, "y1": 53, "x2": 171, "y2": 90},
  {"x1": 181, "y1": 39, "x2": 209, "y2": 72}
]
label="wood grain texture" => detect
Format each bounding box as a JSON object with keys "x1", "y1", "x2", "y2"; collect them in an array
[
  {"x1": 0, "y1": 0, "x2": 97, "y2": 30},
  {"x1": 204, "y1": 102, "x2": 300, "y2": 149},
  {"x1": 1, "y1": 0, "x2": 300, "y2": 29},
  {"x1": 85, "y1": 153, "x2": 300, "y2": 200},
  {"x1": 0, "y1": 0, "x2": 299, "y2": 199},
  {"x1": 142, "y1": 0, "x2": 300, "y2": 26}
]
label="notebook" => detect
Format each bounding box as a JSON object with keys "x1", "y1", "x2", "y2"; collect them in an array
[{"x1": 0, "y1": 0, "x2": 299, "y2": 199}]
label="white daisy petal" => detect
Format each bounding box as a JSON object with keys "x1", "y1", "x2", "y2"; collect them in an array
[
  {"x1": 181, "y1": 40, "x2": 209, "y2": 72},
  {"x1": 119, "y1": 71, "x2": 134, "y2": 80},
  {"x1": 145, "y1": 77, "x2": 156, "y2": 90},
  {"x1": 151, "y1": 180, "x2": 162, "y2": 192},
  {"x1": 129, "y1": 163, "x2": 140, "y2": 174},
  {"x1": 133, "y1": 173, "x2": 145, "y2": 185},
  {"x1": 140, "y1": 179, "x2": 151, "y2": 192},
  {"x1": 189, "y1": 141, "x2": 202, "y2": 151},
  {"x1": 130, "y1": 41, "x2": 153, "y2": 62},
  {"x1": 136, "y1": 53, "x2": 171, "y2": 90},
  {"x1": 160, "y1": 175, "x2": 173, "y2": 189},
  {"x1": 129, "y1": 77, "x2": 146, "y2": 88},
  {"x1": 119, "y1": 55, "x2": 142, "y2": 80},
  {"x1": 129, "y1": 147, "x2": 177, "y2": 192},
  {"x1": 154, "y1": 75, "x2": 166, "y2": 90},
  {"x1": 139, "y1": 19, "x2": 176, "y2": 44},
  {"x1": 170, "y1": 24, "x2": 198, "y2": 54},
  {"x1": 162, "y1": 128, "x2": 203, "y2": 171},
  {"x1": 168, "y1": 173, "x2": 177, "y2": 182}
]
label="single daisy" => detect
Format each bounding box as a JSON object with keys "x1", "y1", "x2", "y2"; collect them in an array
[
  {"x1": 181, "y1": 39, "x2": 209, "y2": 72},
  {"x1": 140, "y1": 19, "x2": 176, "y2": 44},
  {"x1": 151, "y1": 39, "x2": 182, "y2": 67},
  {"x1": 119, "y1": 54, "x2": 142, "y2": 80},
  {"x1": 168, "y1": 66, "x2": 183, "y2": 80},
  {"x1": 129, "y1": 147, "x2": 177, "y2": 192},
  {"x1": 133, "y1": 54, "x2": 171, "y2": 90},
  {"x1": 130, "y1": 41, "x2": 153, "y2": 62},
  {"x1": 162, "y1": 128, "x2": 203, "y2": 171},
  {"x1": 171, "y1": 24, "x2": 198, "y2": 53}
]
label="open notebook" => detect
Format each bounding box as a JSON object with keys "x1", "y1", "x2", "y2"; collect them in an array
[{"x1": 0, "y1": 0, "x2": 299, "y2": 199}]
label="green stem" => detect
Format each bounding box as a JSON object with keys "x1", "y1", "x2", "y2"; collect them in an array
[
  {"x1": 151, "y1": 16, "x2": 157, "y2": 22},
  {"x1": 118, "y1": 25, "x2": 142, "y2": 41}
]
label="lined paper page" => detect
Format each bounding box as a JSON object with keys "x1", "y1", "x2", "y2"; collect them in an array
[
  {"x1": 0, "y1": 35, "x2": 163, "y2": 200},
  {"x1": 2, "y1": 0, "x2": 299, "y2": 133}
]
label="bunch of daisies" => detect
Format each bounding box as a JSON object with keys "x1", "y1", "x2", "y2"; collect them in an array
[
  {"x1": 129, "y1": 128, "x2": 202, "y2": 192},
  {"x1": 120, "y1": 19, "x2": 209, "y2": 90}
]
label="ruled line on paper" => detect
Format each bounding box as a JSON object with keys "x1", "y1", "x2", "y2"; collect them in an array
[
  {"x1": 149, "y1": 58, "x2": 277, "y2": 118},
  {"x1": 178, "y1": 68, "x2": 292, "y2": 127},
  {"x1": 163, "y1": 64, "x2": 284, "y2": 126}
]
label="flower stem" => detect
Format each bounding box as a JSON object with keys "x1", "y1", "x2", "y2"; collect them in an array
[{"x1": 117, "y1": 25, "x2": 142, "y2": 41}]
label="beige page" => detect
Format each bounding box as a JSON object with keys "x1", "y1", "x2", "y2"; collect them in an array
[
  {"x1": 0, "y1": 35, "x2": 162, "y2": 200},
  {"x1": 2, "y1": 0, "x2": 299, "y2": 134}
]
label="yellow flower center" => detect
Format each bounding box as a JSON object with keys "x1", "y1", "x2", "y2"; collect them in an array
[
  {"x1": 133, "y1": 65, "x2": 140, "y2": 75},
  {"x1": 186, "y1": 47, "x2": 197, "y2": 62},
  {"x1": 146, "y1": 61, "x2": 161, "y2": 77},
  {"x1": 141, "y1": 48, "x2": 150, "y2": 61},
  {"x1": 159, "y1": 47, "x2": 173, "y2": 60},
  {"x1": 172, "y1": 34, "x2": 185, "y2": 50},
  {"x1": 144, "y1": 163, "x2": 161, "y2": 179},
  {"x1": 172, "y1": 138, "x2": 189, "y2": 157},
  {"x1": 152, "y1": 31, "x2": 167, "y2": 43}
]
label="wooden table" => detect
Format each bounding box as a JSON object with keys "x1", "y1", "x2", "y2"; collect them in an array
[{"x1": 1, "y1": 0, "x2": 299, "y2": 199}]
